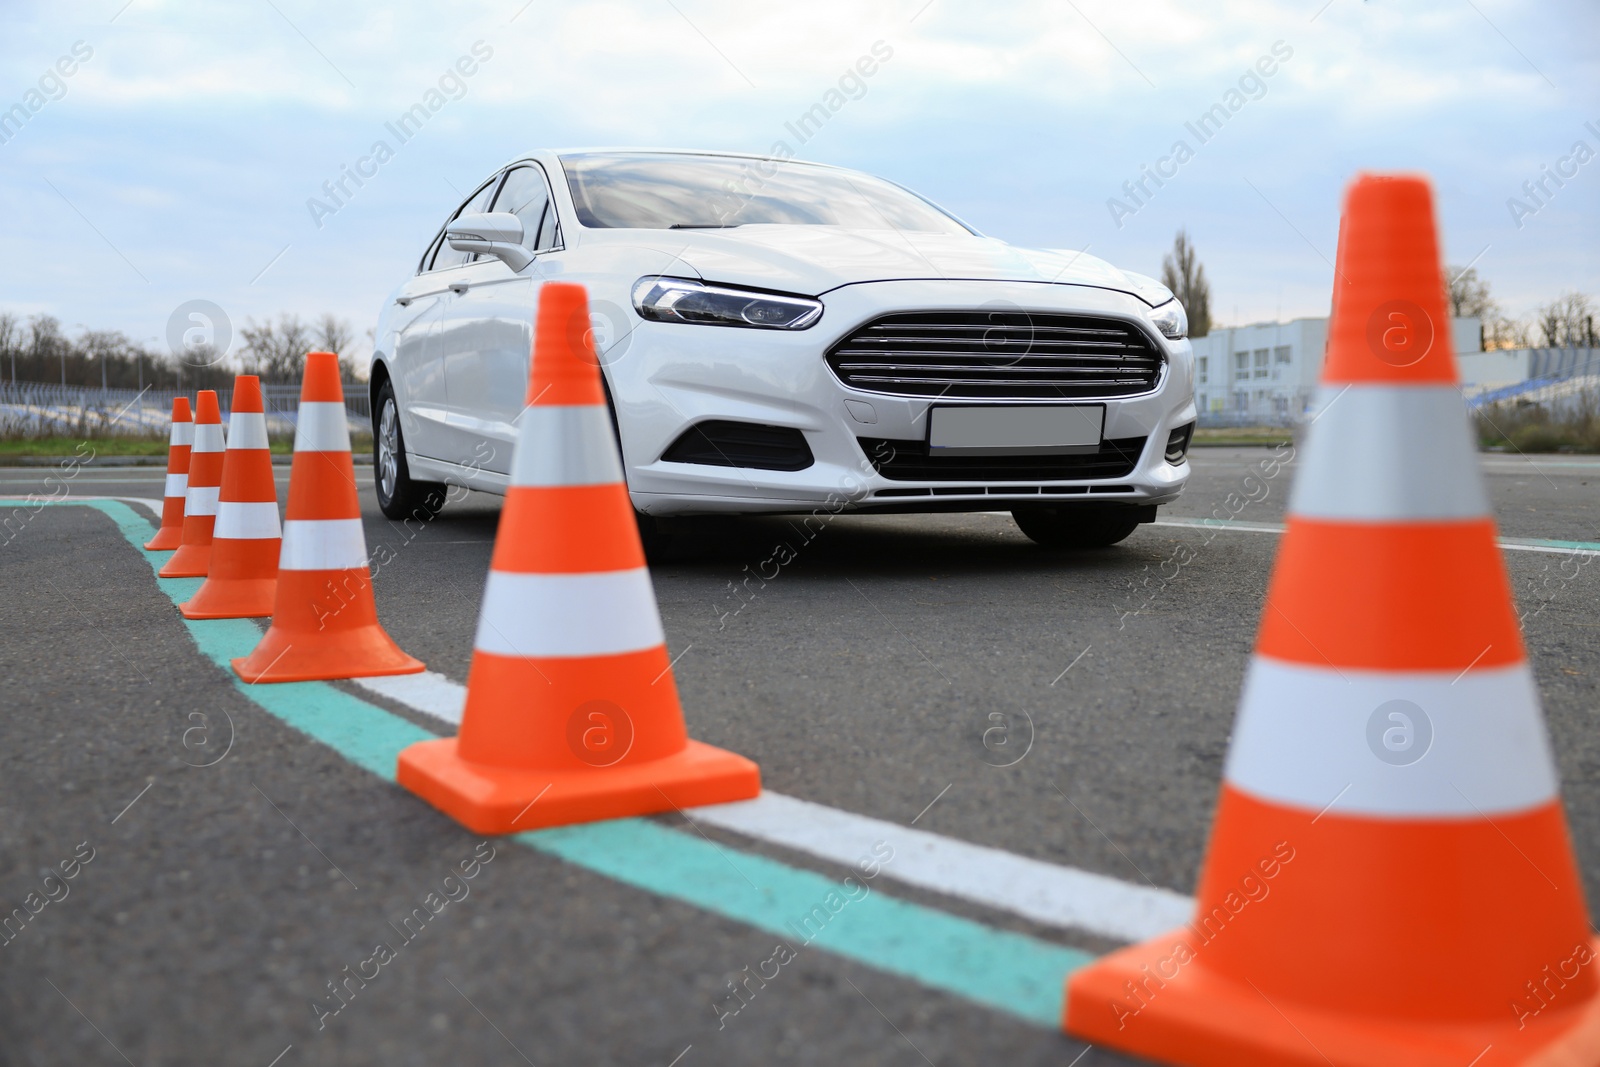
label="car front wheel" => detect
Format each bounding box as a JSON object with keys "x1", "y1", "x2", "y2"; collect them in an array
[
  {"x1": 374, "y1": 380, "x2": 447, "y2": 521},
  {"x1": 1011, "y1": 503, "x2": 1153, "y2": 550}
]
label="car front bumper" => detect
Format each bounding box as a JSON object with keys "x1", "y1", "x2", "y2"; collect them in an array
[{"x1": 608, "y1": 279, "x2": 1197, "y2": 517}]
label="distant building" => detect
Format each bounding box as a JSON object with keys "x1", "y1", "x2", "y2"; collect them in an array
[{"x1": 1189, "y1": 316, "x2": 1482, "y2": 422}]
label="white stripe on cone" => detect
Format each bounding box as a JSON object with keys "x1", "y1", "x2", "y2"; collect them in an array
[
  {"x1": 164, "y1": 473, "x2": 188, "y2": 497},
  {"x1": 1224, "y1": 657, "x2": 1559, "y2": 817},
  {"x1": 294, "y1": 402, "x2": 351, "y2": 453},
  {"x1": 214, "y1": 501, "x2": 282, "y2": 540},
  {"x1": 280, "y1": 518, "x2": 368, "y2": 570},
  {"x1": 510, "y1": 405, "x2": 625, "y2": 488},
  {"x1": 193, "y1": 424, "x2": 226, "y2": 453},
  {"x1": 474, "y1": 568, "x2": 665, "y2": 658},
  {"x1": 169, "y1": 422, "x2": 194, "y2": 446},
  {"x1": 1291, "y1": 385, "x2": 1488, "y2": 521},
  {"x1": 185, "y1": 485, "x2": 221, "y2": 517},
  {"x1": 226, "y1": 411, "x2": 270, "y2": 451}
]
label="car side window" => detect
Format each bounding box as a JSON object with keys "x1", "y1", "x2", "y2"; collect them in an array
[
  {"x1": 426, "y1": 176, "x2": 503, "y2": 272},
  {"x1": 492, "y1": 164, "x2": 559, "y2": 252}
]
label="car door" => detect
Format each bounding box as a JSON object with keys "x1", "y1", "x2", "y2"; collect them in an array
[
  {"x1": 399, "y1": 176, "x2": 504, "y2": 461},
  {"x1": 389, "y1": 246, "x2": 452, "y2": 460},
  {"x1": 437, "y1": 162, "x2": 564, "y2": 474}
]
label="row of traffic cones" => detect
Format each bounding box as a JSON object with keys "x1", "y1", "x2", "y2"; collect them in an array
[
  {"x1": 146, "y1": 358, "x2": 422, "y2": 682},
  {"x1": 145, "y1": 288, "x2": 759, "y2": 833}
]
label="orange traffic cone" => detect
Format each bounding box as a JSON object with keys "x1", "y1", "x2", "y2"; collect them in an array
[
  {"x1": 181, "y1": 376, "x2": 280, "y2": 619},
  {"x1": 397, "y1": 282, "x2": 760, "y2": 833},
  {"x1": 144, "y1": 396, "x2": 192, "y2": 550},
  {"x1": 1065, "y1": 174, "x2": 1600, "y2": 1065},
  {"x1": 231, "y1": 353, "x2": 423, "y2": 682},
  {"x1": 158, "y1": 390, "x2": 224, "y2": 578}
]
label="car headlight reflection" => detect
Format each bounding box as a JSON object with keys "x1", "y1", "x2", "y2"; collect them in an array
[
  {"x1": 1146, "y1": 298, "x2": 1187, "y2": 340},
  {"x1": 632, "y1": 276, "x2": 823, "y2": 330}
]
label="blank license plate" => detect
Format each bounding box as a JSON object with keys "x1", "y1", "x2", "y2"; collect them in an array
[{"x1": 927, "y1": 405, "x2": 1104, "y2": 456}]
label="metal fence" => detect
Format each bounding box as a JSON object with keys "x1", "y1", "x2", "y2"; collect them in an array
[
  {"x1": 1196, "y1": 410, "x2": 1301, "y2": 429},
  {"x1": 0, "y1": 381, "x2": 370, "y2": 438}
]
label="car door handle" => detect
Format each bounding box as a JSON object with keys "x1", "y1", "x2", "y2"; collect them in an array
[
  {"x1": 449, "y1": 281, "x2": 471, "y2": 294},
  {"x1": 395, "y1": 295, "x2": 413, "y2": 306}
]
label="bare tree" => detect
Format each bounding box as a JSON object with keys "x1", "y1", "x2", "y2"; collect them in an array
[
  {"x1": 28, "y1": 315, "x2": 70, "y2": 385},
  {"x1": 1534, "y1": 292, "x2": 1598, "y2": 348},
  {"x1": 1444, "y1": 265, "x2": 1494, "y2": 319},
  {"x1": 314, "y1": 313, "x2": 363, "y2": 382},
  {"x1": 1160, "y1": 230, "x2": 1211, "y2": 338},
  {"x1": 1485, "y1": 314, "x2": 1531, "y2": 351},
  {"x1": 0, "y1": 313, "x2": 19, "y2": 383},
  {"x1": 239, "y1": 314, "x2": 313, "y2": 384},
  {"x1": 314, "y1": 313, "x2": 354, "y2": 357}
]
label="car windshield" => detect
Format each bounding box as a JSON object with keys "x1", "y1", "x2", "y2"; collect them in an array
[{"x1": 559, "y1": 152, "x2": 973, "y2": 234}]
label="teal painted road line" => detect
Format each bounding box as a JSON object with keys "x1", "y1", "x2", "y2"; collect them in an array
[{"x1": 55, "y1": 499, "x2": 1089, "y2": 1028}]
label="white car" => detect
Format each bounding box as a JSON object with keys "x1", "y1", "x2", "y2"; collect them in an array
[{"x1": 369, "y1": 149, "x2": 1195, "y2": 548}]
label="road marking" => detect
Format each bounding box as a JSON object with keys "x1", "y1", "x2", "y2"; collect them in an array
[
  {"x1": 324, "y1": 637, "x2": 1198, "y2": 942},
  {"x1": 1152, "y1": 517, "x2": 1600, "y2": 557},
  {"x1": 53, "y1": 498, "x2": 1096, "y2": 1028},
  {"x1": 693, "y1": 791, "x2": 1192, "y2": 942},
  {"x1": 353, "y1": 671, "x2": 467, "y2": 724}
]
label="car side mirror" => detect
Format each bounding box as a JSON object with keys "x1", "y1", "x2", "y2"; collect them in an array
[{"x1": 446, "y1": 212, "x2": 533, "y2": 271}]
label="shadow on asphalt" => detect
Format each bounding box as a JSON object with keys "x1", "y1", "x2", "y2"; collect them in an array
[
  {"x1": 397, "y1": 495, "x2": 1170, "y2": 579},
  {"x1": 644, "y1": 513, "x2": 1156, "y2": 575}
]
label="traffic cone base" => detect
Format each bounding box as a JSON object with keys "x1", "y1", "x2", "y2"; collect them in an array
[
  {"x1": 144, "y1": 524, "x2": 185, "y2": 552},
  {"x1": 159, "y1": 541, "x2": 211, "y2": 577},
  {"x1": 181, "y1": 576, "x2": 277, "y2": 619},
  {"x1": 397, "y1": 736, "x2": 759, "y2": 835},
  {"x1": 1066, "y1": 787, "x2": 1600, "y2": 1066},
  {"x1": 1066, "y1": 936, "x2": 1600, "y2": 1067},
  {"x1": 231, "y1": 568, "x2": 423, "y2": 682}
]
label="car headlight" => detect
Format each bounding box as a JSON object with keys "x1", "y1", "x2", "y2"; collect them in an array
[
  {"x1": 632, "y1": 276, "x2": 823, "y2": 330},
  {"x1": 1146, "y1": 299, "x2": 1187, "y2": 340}
]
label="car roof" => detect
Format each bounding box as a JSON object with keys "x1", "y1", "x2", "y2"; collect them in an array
[{"x1": 546, "y1": 147, "x2": 849, "y2": 169}]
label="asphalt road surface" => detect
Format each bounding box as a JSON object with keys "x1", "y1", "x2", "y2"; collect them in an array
[{"x1": 1, "y1": 446, "x2": 1598, "y2": 1066}]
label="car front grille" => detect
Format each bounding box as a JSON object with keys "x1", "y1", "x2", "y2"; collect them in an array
[
  {"x1": 826, "y1": 311, "x2": 1164, "y2": 400},
  {"x1": 859, "y1": 435, "x2": 1147, "y2": 481}
]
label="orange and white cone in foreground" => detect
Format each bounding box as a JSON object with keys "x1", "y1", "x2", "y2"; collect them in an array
[
  {"x1": 397, "y1": 282, "x2": 760, "y2": 833},
  {"x1": 144, "y1": 396, "x2": 192, "y2": 551},
  {"x1": 1065, "y1": 175, "x2": 1600, "y2": 1065},
  {"x1": 232, "y1": 353, "x2": 422, "y2": 682},
  {"x1": 158, "y1": 390, "x2": 224, "y2": 578},
  {"x1": 181, "y1": 375, "x2": 280, "y2": 619}
]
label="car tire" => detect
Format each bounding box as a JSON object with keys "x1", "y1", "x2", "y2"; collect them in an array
[
  {"x1": 373, "y1": 380, "x2": 447, "y2": 521},
  {"x1": 1011, "y1": 503, "x2": 1149, "y2": 550}
]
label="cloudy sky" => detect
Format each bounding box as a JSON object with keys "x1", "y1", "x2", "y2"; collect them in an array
[{"x1": 2, "y1": 0, "x2": 1597, "y2": 363}]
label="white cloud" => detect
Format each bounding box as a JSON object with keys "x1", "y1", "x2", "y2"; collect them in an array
[{"x1": 0, "y1": 0, "x2": 1594, "y2": 345}]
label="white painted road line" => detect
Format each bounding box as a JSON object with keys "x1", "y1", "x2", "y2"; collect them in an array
[
  {"x1": 1152, "y1": 517, "x2": 1600, "y2": 557},
  {"x1": 334, "y1": 659, "x2": 1197, "y2": 942},
  {"x1": 691, "y1": 791, "x2": 1195, "y2": 942},
  {"x1": 353, "y1": 671, "x2": 467, "y2": 725}
]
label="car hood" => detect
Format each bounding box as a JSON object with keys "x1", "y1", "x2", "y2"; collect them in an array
[{"x1": 572, "y1": 225, "x2": 1163, "y2": 305}]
